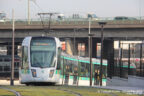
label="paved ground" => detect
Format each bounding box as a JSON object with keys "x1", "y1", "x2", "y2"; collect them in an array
[{"x1": 94, "y1": 85, "x2": 144, "y2": 94}]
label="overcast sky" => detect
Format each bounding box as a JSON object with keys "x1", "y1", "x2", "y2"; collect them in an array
[{"x1": 0, "y1": 0, "x2": 143, "y2": 19}]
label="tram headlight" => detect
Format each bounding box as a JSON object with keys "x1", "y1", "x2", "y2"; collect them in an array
[
  {"x1": 49, "y1": 70, "x2": 54, "y2": 78},
  {"x1": 31, "y1": 69, "x2": 37, "y2": 77}
]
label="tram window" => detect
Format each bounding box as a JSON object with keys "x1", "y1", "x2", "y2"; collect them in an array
[
  {"x1": 102, "y1": 66, "x2": 107, "y2": 78},
  {"x1": 72, "y1": 60, "x2": 78, "y2": 74},
  {"x1": 69, "y1": 62, "x2": 73, "y2": 73},
  {"x1": 65, "y1": 60, "x2": 73, "y2": 73},
  {"x1": 22, "y1": 46, "x2": 29, "y2": 69},
  {"x1": 73, "y1": 66, "x2": 78, "y2": 72},
  {"x1": 60, "y1": 58, "x2": 64, "y2": 74},
  {"x1": 86, "y1": 64, "x2": 90, "y2": 77},
  {"x1": 80, "y1": 62, "x2": 86, "y2": 77},
  {"x1": 57, "y1": 47, "x2": 61, "y2": 69},
  {"x1": 93, "y1": 65, "x2": 100, "y2": 76},
  {"x1": 63, "y1": 59, "x2": 67, "y2": 67}
]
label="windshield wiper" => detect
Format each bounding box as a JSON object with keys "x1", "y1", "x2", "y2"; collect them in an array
[{"x1": 39, "y1": 65, "x2": 49, "y2": 68}]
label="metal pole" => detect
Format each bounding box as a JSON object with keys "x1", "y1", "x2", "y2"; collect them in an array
[
  {"x1": 89, "y1": 19, "x2": 91, "y2": 34},
  {"x1": 73, "y1": 28, "x2": 76, "y2": 55},
  {"x1": 88, "y1": 18, "x2": 91, "y2": 57},
  {"x1": 120, "y1": 47, "x2": 123, "y2": 78},
  {"x1": 48, "y1": 14, "x2": 52, "y2": 33},
  {"x1": 98, "y1": 21, "x2": 106, "y2": 86},
  {"x1": 11, "y1": 9, "x2": 15, "y2": 86},
  {"x1": 140, "y1": 43, "x2": 142, "y2": 76},
  {"x1": 112, "y1": 40, "x2": 114, "y2": 77},
  {"x1": 28, "y1": 0, "x2": 30, "y2": 24},
  {"x1": 100, "y1": 24, "x2": 104, "y2": 86},
  {"x1": 118, "y1": 41, "x2": 122, "y2": 77},
  {"x1": 88, "y1": 19, "x2": 92, "y2": 86},
  {"x1": 90, "y1": 35, "x2": 92, "y2": 86},
  {"x1": 128, "y1": 44, "x2": 131, "y2": 75}
]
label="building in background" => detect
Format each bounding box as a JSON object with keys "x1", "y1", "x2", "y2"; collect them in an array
[{"x1": 0, "y1": 12, "x2": 6, "y2": 22}]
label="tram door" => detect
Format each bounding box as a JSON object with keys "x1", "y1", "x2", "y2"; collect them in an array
[
  {"x1": 73, "y1": 66, "x2": 78, "y2": 85},
  {"x1": 64, "y1": 65, "x2": 69, "y2": 85}
]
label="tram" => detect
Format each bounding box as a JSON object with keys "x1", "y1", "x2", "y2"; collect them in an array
[{"x1": 19, "y1": 36, "x2": 107, "y2": 86}]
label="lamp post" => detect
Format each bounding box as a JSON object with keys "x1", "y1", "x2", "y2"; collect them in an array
[
  {"x1": 11, "y1": 9, "x2": 15, "y2": 86},
  {"x1": 98, "y1": 21, "x2": 107, "y2": 86}
]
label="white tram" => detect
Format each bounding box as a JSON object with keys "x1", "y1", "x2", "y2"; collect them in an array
[
  {"x1": 20, "y1": 36, "x2": 108, "y2": 86},
  {"x1": 20, "y1": 36, "x2": 61, "y2": 85}
]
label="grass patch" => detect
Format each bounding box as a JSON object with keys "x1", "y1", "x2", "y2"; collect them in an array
[
  {"x1": 0, "y1": 88, "x2": 15, "y2": 96},
  {"x1": 5, "y1": 86, "x2": 75, "y2": 96},
  {"x1": 2, "y1": 85, "x2": 143, "y2": 96}
]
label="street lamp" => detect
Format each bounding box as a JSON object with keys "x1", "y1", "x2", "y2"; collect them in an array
[
  {"x1": 98, "y1": 21, "x2": 107, "y2": 86},
  {"x1": 11, "y1": 9, "x2": 15, "y2": 86}
]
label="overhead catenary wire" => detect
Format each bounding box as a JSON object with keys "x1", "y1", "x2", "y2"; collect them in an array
[
  {"x1": 37, "y1": 13, "x2": 59, "y2": 36},
  {"x1": 31, "y1": 0, "x2": 44, "y2": 12}
]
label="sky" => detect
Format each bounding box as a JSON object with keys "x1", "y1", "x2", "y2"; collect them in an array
[{"x1": 0, "y1": 0, "x2": 144, "y2": 19}]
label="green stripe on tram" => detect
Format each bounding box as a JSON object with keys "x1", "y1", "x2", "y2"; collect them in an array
[
  {"x1": 55, "y1": 70, "x2": 61, "y2": 74},
  {"x1": 55, "y1": 70, "x2": 58, "y2": 74},
  {"x1": 102, "y1": 79, "x2": 107, "y2": 82},
  {"x1": 61, "y1": 56, "x2": 108, "y2": 66},
  {"x1": 63, "y1": 56, "x2": 77, "y2": 61},
  {"x1": 69, "y1": 76, "x2": 74, "y2": 79},
  {"x1": 80, "y1": 77, "x2": 89, "y2": 80},
  {"x1": 79, "y1": 77, "x2": 106, "y2": 82},
  {"x1": 79, "y1": 60, "x2": 90, "y2": 63},
  {"x1": 123, "y1": 65, "x2": 134, "y2": 68},
  {"x1": 116, "y1": 65, "x2": 134, "y2": 68},
  {"x1": 61, "y1": 56, "x2": 134, "y2": 68}
]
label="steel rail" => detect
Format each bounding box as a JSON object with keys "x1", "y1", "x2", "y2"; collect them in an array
[{"x1": 0, "y1": 86, "x2": 21, "y2": 96}]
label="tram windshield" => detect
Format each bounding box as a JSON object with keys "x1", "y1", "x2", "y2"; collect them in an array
[{"x1": 30, "y1": 37, "x2": 56, "y2": 68}]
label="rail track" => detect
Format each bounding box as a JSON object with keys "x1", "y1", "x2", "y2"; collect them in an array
[
  {"x1": 0, "y1": 86, "x2": 21, "y2": 96},
  {"x1": 1, "y1": 85, "x2": 140, "y2": 96}
]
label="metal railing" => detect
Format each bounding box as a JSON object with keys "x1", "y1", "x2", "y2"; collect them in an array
[{"x1": 0, "y1": 16, "x2": 144, "y2": 25}]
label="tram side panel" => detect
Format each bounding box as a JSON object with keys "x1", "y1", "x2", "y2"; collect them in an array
[
  {"x1": 59, "y1": 55, "x2": 108, "y2": 86},
  {"x1": 20, "y1": 45, "x2": 33, "y2": 84}
]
